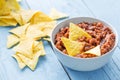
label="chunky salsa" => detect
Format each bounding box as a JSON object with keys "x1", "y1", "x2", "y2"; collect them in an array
[{"x1": 55, "y1": 22, "x2": 115, "y2": 58}]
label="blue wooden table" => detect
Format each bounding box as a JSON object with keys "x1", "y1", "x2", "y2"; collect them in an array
[{"x1": 0, "y1": 0, "x2": 120, "y2": 80}]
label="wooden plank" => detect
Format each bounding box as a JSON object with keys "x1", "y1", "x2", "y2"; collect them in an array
[
  {"x1": 83, "y1": 0, "x2": 120, "y2": 47},
  {"x1": 0, "y1": 62, "x2": 8, "y2": 80},
  {"x1": 26, "y1": 0, "x2": 93, "y2": 17},
  {"x1": 0, "y1": 0, "x2": 118, "y2": 80},
  {"x1": 0, "y1": 41, "x2": 70, "y2": 80},
  {"x1": 82, "y1": 0, "x2": 120, "y2": 79},
  {"x1": 0, "y1": 0, "x2": 70, "y2": 80},
  {"x1": 112, "y1": 48, "x2": 120, "y2": 68},
  {"x1": 102, "y1": 47, "x2": 120, "y2": 80},
  {"x1": 65, "y1": 67, "x2": 110, "y2": 80},
  {"x1": 0, "y1": 25, "x2": 15, "y2": 80},
  {"x1": 0, "y1": 27, "x2": 70, "y2": 80},
  {"x1": 26, "y1": 0, "x2": 113, "y2": 80}
]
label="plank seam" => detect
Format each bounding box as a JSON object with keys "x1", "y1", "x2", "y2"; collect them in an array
[
  {"x1": 59, "y1": 62, "x2": 72, "y2": 80},
  {"x1": 112, "y1": 58, "x2": 120, "y2": 72},
  {"x1": 81, "y1": 0, "x2": 118, "y2": 80},
  {"x1": 102, "y1": 58, "x2": 120, "y2": 80},
  {"x1": 82, "y1": 0, "x2": 120, "y2": 48},
  {"x1": 48, "y1": 42, "x2": 72, "y2": 80},
  {"x1": 102, "y1": 68, "x2": 112, "y2": 80},
  {"x1": 24, "y1": 0, "x2": 31, "y2": 9},
  {"x1": 0, "y1": 62, "x2": 9, "y2": 80},
  {"x1": 0, "y1": 1, "x2": 31, "y2": 80},
  {"x1": 81, "y1": 0, "x2": 96, "y2": 17}
]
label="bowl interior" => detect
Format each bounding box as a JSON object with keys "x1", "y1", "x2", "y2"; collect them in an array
[{"x1": 51, "y1": 17, "x2": 118, "y2": 59}]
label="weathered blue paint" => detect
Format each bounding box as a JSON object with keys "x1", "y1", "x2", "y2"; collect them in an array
[{"x1": 0, "y1": 0, "x2": 120, "y2": 80}]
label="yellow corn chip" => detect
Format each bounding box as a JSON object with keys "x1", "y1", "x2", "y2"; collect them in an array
[
  {"x1": 11, "y1": 10, "x2": 37, "y2": 25},
  {"x1": 33, "y1": 41, "x2": 46, "y2": 56},
  {"x1": 1, "y1": 19, "x2": 17, "y2": 26},
  {"x1": 61, "y1": 37, "x2": 85, "y2": 56},
  {"x1": 6, "y1": 0, "x2": 20, "y2": 11},
  {"x1": 0, "y1": 15, "x2": 17, "y2": 26},
  {"x1": 9, "y1": 23, "x2": 29, "y2": 37},
  {"x1": 20, "y1": 9, "x2": 37, "y2": 25},
  {"x1": 83, "y1": 45, "x2": 101, "y2": 56},
  {"x1": 0, "y1": 0, "x2": 10, "y2": 16},
  {"x1": 7, "y1": 34, "x2": 20, "y2": 48},
  {"x1": 38, "y1": 21, "x2": 56, "y2": 36},
  {"x1": 0, "y1": 15, "x2": 14, "y2": 19},
  {"x1": 0, "y1": 7, "x2": 10, "y2": 16},
  {"x1": 17, "y1": 51, "x2": 43, "y2": 71},
  {"x1": 13, "y1": 38, "x2": 34, "y2": 59},
  {"x1": 69, "y1": 23, "x2": 92, "y2": 41},
  {"x1": 0, "y1": 20, "x2": 12, "y2": 26},
  {"x1": 10, "y1": 11, "x2": 23, "y2": 25},
  {"x1": 0, "y1": 0, "x2": 20, "y2": 16},
  {"x1": 30, "y1": 11, "x2": 53, "y2": 24},
  {"x1": 49, "y1": 8, "x2": 68, "y2": 20},
  {"x1": 26, "y1": 24, "x2": 44, "y2": 40},
  {"x1": 12, "y1": 54, "x2": 26, "y2": 69},
  {"x1": 43, "y1": 38, "x2": 51, "y2": 42},
  {"x1": 33, "y1": 41, "x2": 40, "y2": 47},
  {"x1": 12, "y1": 41, "x2": 45, "y2": 70},
  {"x1": 0, "y1": 0, "x2": 5, "y2": 9},
  {"x1": 35, "y1": 48, "x2": 46, "y2": 56},
  {"x1": 26, "y1": 21, "x2": 56, "y2": 40}
]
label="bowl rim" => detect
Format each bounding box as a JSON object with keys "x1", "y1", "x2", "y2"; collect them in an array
[{"x1": 51, "y1": 17, "x2": 119, "y2": 60}]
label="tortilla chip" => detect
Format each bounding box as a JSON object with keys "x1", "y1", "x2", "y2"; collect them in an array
[
  {"x1": 13, "y1": 38, "x2": 34, "y2": 59},
  {"x1": 20, "y1": 10, "x2": 37, "y2": 25},
  {"x1": 0, "y1": 15, "x2": 14, "y2": 19},
  {"x1": 26, "y1": 24, "x2": 44, "y2": 40},
  {"x1": 0, "y1": 7, "x2": 10, "y2": 16},
  {"x1": 0, "y1": 0, "x2": 20, "y2": 16},
  {"x1": 12, "y1": 54, "x2": 26, "y2": 69},
  {"x1": 69, "y1": 23, "x2": 92, "y2": 41},
  {"x1": 30, "y1": 11, "x2": 53, "y2": 24},
  {"x1": 49, "y1": 8, "x2": 68, "y2": 20},
  {"x1": 1, "y1": 19, "x2": 17, "y2": 26},
  {"x1": 83, "y1": 45, "x2": 101, "y2": 56},
  {"x1": 7, "y1": 34, "x2": 20, "y2": 48},
  {"x1": 0, "y1": 20, "x2": 12, "y2": 26},
  {"x1": 13, "y1": 41, "x2": 45, "y2": 70},
  {"x1": 0, "y1": 0, "x2": 5, "y2": 9},
  {"x1": 61, "y1": 37, "x2": 85, "y2": 56},
  {"x1": 6, "y1": 0, "x2": 20, "y2": 11},
  {"x1": 33, "y1": 41, "x2": 46, "y2": 56},
  {"x1": 33, "y1": 41, "x2": 40, "y2": 47},
  {"x1": 43, "y1": 38, "x2": 51, "y2": 42},
  {"x1": 10, "y1": 11, "x2": 22, "y2": 25},
  {"x1": 9, "y1": 23, "x2": 29, "y2": 37},
  {"x1": 17, "y1": 51, "x2": 42, "y2": 70},
  {"x1": 11, "y1": 10, "x2": 37, "y2": 25},
  {"x1": 0, "y1": 15, "x2": 17, "y2": 26},
  {"x1": 0, "y1": 0, "x2": 10, "y2": 16},
  {"x1": 38, "y1": 21, "x2": 56, "y2": 36}
]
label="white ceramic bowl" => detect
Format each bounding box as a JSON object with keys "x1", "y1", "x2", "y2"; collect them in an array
[{"x1": 51, "y1": 17, "x2": 118, "y2": 71}]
